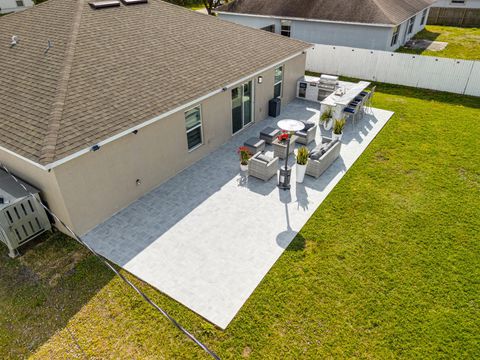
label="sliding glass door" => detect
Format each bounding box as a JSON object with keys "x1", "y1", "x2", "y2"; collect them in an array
[{"x1": 232, "y1": 80, "x2": 253, "y2": 134}]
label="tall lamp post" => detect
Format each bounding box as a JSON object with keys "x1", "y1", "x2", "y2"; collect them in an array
[{"x1": 277, "y1": 119, "x2": 305, "y2": 190}]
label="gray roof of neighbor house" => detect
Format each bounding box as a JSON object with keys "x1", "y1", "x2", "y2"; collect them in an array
[
  {"x1": 216, "y1": 0, "x2": 436, "y2": 26},
  {"x1": 0, "y1": 0, "x2": 309, "y2": 166}
]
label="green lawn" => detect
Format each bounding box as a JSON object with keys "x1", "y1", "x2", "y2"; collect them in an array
[
  {"x1": 397, "y1": 25, "x2": 480, "y2": 60},
  {"x1": 1, "y1": 83, "x2": 479, "y2": 359}
]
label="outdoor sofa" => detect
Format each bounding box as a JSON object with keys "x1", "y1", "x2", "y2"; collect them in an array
[
  {"x1": 306, "y1": 139, "x2": 341, "y2": 178},
  {"x1": 248, "y1": 152, "x2": 279, "y2": 181}
]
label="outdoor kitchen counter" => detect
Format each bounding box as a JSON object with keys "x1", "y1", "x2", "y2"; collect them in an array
[{"x1": 321, "y1": 81, "x2": 371, "y2": 107}]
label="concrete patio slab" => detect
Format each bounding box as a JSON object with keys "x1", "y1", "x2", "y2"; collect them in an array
[{"x1": 83, "y1": 99, "x2": 394, "y2": 329}]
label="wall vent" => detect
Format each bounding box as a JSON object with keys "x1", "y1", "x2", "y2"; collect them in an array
[{"x1": 89, "y1": 0, "x2": 121, "y2": 9}]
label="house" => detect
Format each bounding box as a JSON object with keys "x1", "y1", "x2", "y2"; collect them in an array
[
  {"x1": 215, "y1": 0, "x2": 436, "y2": 51},
  {"x1": 0, "y1": 0, "x2": 310, "y2": 236},
  {"x1": 0, "y1": 0, "x2": 33, "y2": 14},
  {"x1": 429, "y1": 0, "x2": 480, "y2": 26}
]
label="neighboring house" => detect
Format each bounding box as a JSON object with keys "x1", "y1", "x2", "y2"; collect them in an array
[
  {"x1": 432, "y1": 0, "x2": 480, "y2": 8},
  {"x1": 0, "y1": 0, "x2": 309, "y2": 235},
  {"x1": 216, "y1": 0, "x2": 435, "y2": 51},
  {"x1": 429, "y1": 0, "x2": 480, "y2": 25},
  {"x1": 0, "y1": 0, "x2": 33, "y2": 14}
]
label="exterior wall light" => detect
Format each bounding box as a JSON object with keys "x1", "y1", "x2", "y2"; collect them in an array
[
  {"x1": 258, "y1": 76, "x2": 263, "y2": 84},
  {"x1": 136, "y1": 179, "x2": 142, "y2": 186}
]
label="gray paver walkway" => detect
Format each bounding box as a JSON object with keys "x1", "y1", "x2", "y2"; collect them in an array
[{"x1": 83, "y1": 99, "x2": 394, "y2": 329}]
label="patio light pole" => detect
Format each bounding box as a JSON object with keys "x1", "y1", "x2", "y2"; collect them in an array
[{"x1": 277, "y1": 119, "x2": 305, "y2": 190}]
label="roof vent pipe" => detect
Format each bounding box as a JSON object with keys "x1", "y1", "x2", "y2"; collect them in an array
[{"x1": 10, "y1": 36, "x2": 18, "y2": 47}]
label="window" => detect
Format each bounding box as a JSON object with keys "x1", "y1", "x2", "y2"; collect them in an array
[
  {"x1": 407, "y1": 16, "x2": 415, "y2": 34},
  {"x1": 451, "y1": 0, "x2": 465, "y2": 4},
  {"x1": 274, "y1": 66, "x2": 283, "y2": 98},
  {"x1": 280, "y1": 20, "x2": 291, "y2": 37},
  {"x1": 185, "y1": 106, "x2": 202, "y2": 150},
  {"x1": 261, "y1": 24, "x2": 275, "y2": 33},
  {"x1": 391, "y1": 26, "x2": 400, "y2": 46},
  {"x1": 421, "y1": 9, "x2": 428, "y2": 25},
  {"x1": 16, "y1": 0, "x2": 24, "y2": 6}
]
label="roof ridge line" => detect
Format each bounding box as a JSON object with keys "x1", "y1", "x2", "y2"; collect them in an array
[
  {"x1": 370, "y1": 0, "x2": 398, "y2": 24},
  {"x1": 39, "y1": 0, "x2": 85, "y2": 164}
]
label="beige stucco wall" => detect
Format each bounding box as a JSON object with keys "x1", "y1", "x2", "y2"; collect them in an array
[
  {"x1": 2, "y1": 53, "x2": 306, "y2": 236},
  {"x1": 0, "y1": 150, "x2": 72, "y2": 232}
]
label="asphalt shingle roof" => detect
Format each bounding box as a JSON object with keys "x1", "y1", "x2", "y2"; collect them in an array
[
  {"x1": 0, "y1": 0, "x2": 309, "y2": 165},
  {"x1": 216, "y1": 0, "x2": 435, "y2": 26}
]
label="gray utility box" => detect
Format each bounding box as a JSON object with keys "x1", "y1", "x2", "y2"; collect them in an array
[{"x1": 0, "y1": 169, "x2": 51, "y2": 258}]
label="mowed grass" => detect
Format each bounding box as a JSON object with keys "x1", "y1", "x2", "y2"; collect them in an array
[
  {"x1": 397, "y1": 25, "x2": 480, "y2": 60},
  {"x1": 1, "y1": 84, "x2": 479, "y2": 359}
]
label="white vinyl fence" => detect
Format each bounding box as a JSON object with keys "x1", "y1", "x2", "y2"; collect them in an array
[{"x1": 306, "y1": 44, "x2": 480, "y2": 97}]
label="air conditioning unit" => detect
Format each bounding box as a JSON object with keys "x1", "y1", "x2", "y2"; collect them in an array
[{"x1": 0, "y1": 169, "x2": 51, "y2": 258}]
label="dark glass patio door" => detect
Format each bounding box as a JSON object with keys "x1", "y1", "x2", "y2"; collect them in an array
[{"x1": 232, "y1": 81, "x2": 253, "y2": 134}]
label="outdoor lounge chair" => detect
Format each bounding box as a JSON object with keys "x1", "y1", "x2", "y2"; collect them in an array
[
  {"x1": 295, "y1": 121, "x2": 317, "y2": 145},
  {"x1": 305, "y1": 139, "x2": 341, "y2": 178},
  {"x1": 248, "y1": 152, "x2": 279, "y2": 181}
]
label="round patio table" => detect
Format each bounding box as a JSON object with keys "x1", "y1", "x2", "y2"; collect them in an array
[{"x1": 277, "y1": 119, "x2": 304, "y2": 190}]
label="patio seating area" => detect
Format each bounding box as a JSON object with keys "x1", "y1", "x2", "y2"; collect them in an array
[{"x1": 83, "y1": 98, "x2": 394, "y2": 329}]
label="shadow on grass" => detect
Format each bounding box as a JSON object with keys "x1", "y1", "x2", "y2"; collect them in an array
[
  {"x1": 286, "y1": 233, "x2": 306, "y2": 252},
  {"x1": 0, "y1": 231, "x2": 114, "y2": 358},
  {"x1": 305, "y1": 71, "x2": 480, "y2": 109}
]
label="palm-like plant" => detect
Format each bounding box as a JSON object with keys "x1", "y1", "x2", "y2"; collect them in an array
[{"x1": 333, "y1": 118, "x2": 346, "y2": 135}]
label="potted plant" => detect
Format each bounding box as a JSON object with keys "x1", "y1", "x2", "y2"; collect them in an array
[
  {"x1": 296, "y1": 146, "x2": 309, "y2": 183},
  {"x1": 332, "y1": 117, "x2": 346, "y2": 141},
  {"x1": 277, "y1": 131, "x2": 289, "y2": 143},
  {"x1": 237, "y1": 146, "x2": 251, "y2": 172},
  {"x1": 320, "y1": 107, "x2": 333, "y2": 130}
]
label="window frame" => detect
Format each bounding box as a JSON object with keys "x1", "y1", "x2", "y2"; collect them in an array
[
  {"x1": 274, "y1": 65, "x2": 283, "y2": 99},
  {"x1": 184, "y1": 105, "x2": 203, "y2": 152},
  {"x1": 261, "y1": 24, "x2": 275, "y2": 33},
  {"x1": 280, "y1": 20, "x2": 291, "y2": 37},
  {"x1": 391, "y1": 25, "x2": 400, "y2": 46},
  {"x1": 420, "y1": 9, "x2": 428, "y2": 25},
  {"x1": 407, "y1": 16, "x2": 415, "y2": 35}
]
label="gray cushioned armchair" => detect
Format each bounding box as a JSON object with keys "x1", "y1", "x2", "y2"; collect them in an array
[
  {"x1": 295, "y1": 122, "x2": 318, "y2": 145},
  {"x1": 248, "y1": 153, "x2": 279, "y2": 181}
]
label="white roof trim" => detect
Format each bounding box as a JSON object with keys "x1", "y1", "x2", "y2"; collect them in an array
[
  {"x1": 0, "y1": 145, "x2": 48, "y2": 171},
  {"x1": 215, "y1": 10, "x2": 396, "y2": 27},
  {"x1": 2, "y1": 50, "x2": 308, "y2": 171}
]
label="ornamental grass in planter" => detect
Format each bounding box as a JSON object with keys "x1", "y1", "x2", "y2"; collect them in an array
[
  {"x1": 332, "y1": 117, "x2": 346, "y2": 141},
  {"x1": 296, "y1": 146, "x2": 309, "y2": 183}
]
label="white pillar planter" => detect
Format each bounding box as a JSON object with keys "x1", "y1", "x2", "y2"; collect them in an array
[
  {"x1": 296, "y1": 163, "x2": 307, "y2": 183},
  {"x1": 240, "y1": 163, "x2": 248, "y2": 172},
  {"x1": 332, "y1": 132, "x2": 343, "y2": 141},
  {"x1": 323, "y1": 119, "x2": 333, "y2": 131}
]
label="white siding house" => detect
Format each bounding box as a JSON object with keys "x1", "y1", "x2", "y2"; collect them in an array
[
  {"x1": 432, "y1": 0, "x2": 480, "y2": 8},
  {"x1": 216, "y1": 0, "x2": 434, "y2": 51},
  {"x1": 0, "y1": 0, "x2": 33, "y2": 14}
]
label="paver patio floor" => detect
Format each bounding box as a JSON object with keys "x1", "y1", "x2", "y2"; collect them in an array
[{"x1": 83, "y1": 99, "x2": 394, "y2": 329}]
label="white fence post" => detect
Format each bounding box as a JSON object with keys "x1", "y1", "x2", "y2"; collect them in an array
[{"x1": 306, "y1": 44, "x2": 480, "y2": 97}]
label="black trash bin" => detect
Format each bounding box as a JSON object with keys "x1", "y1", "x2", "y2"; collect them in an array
[{"x1": 268, "y1": 97, "x2": 281, "y2": 117}]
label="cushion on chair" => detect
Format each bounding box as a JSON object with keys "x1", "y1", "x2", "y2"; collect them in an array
[
  {"x1": 260, "y1": 127, "x2": 280, "y2": 137},
  {"x1": 256, "y1": 153, "x2": 273, "y2": 163},
  {"x1": 302, "y1": 120, "x2": 316, "y2": 131},
  {"x1": 309, "y1": 151, "x2": 322, "y2": 160},
  {"x1": 244, "y1": 137, "x2": 264, "y2": 148},
  {"x1": 296, "y1": 131, "x2": 307, "y2": 138}
]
